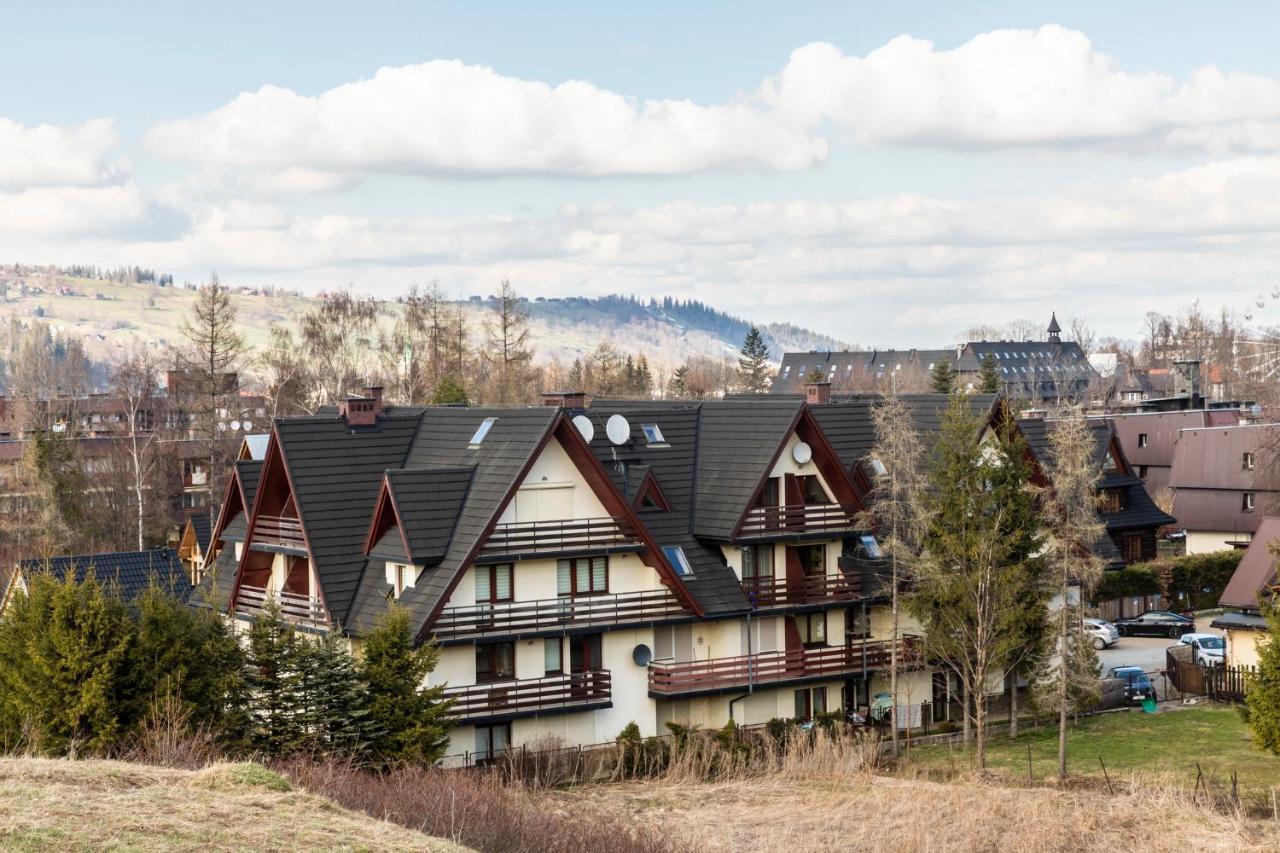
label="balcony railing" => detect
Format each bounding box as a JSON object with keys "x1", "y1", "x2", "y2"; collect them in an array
[
  {"x1": 444, "y1": 670, "x2": 612, "y2": 720},
  {"x1": 648, "y1": 637, "x2": 922, "y2": 696},
  {"x1": 252, "y1": 515, "x2": 307, "y2": 550},
  {"x1": 740, "y1": 572, "x2": 860, "y2": 608},
  {"x1": 479, "y1": 516, "x2": 640, "y2": 559},
  {"x1": 433, "y1": 589, "x2": 687, "y2": 639},
  {"x1": 234, "y1": 584, "x2": 329, "y2": 627},
  {"x1": 737, "y1": 503, "x2": 859, "y2": 539}
]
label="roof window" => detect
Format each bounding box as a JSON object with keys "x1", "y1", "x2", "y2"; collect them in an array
[
  {"x1": 867, "y1": 457, "x2": 888, "y2": 478},
  {"x1": 641, "y1": 423, "x2": 668, "y2": 446},
  {"x1": 663, "y1": 545, "x2": 693, "y2": 576},
  {"x1": 468, "y1": 417, "x2": 498, "y2": 448},
  {"x1": 858, "y1": 535, "x2": 883, "y2": 559}
]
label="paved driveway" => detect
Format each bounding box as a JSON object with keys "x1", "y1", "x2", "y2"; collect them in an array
[{"x1": 1097, "y1": 616, "x2": 1219, "y2": 678}]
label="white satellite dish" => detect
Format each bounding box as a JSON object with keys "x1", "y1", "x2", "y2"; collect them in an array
[
  {"x1": 792, "y1": 441, "x2": 813, "y2": 465},
  {"x1": 217, "y1": 422, "x2": 227, "y2": 432},
  {"x1": 230, "y1": 420, "x2": 241, "y2": 431},
  {"x1": 243, "y1": 420, "x2": 253, "y2": 431},
  {"x1": 572, "y1": 414, "x2": 595, "y2": 443},
  {"x1": 606, "y1": 414, "x2": 631, "y2": 446}
]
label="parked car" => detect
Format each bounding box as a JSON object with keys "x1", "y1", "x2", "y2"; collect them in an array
[
  {"x1": 1084, "y1": 618, "x2": 1120, "y2": 650},
  {"x1": 1113, "y1": 610, "x2": 1195, "y2": 639},
  {"x1": 1181, "y1": 634, "x2": 1226, "y2": 666},
  {"x1": 1107, "y1": 666, "x2": 1156, "y2": 704}
]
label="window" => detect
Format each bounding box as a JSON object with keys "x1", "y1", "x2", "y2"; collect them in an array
[
  {"x1": 1137, "y1": 433, "x2": 1149, "y2": 448},
  {"x1": 1244, "y1": 452, "x2": 1255, "y2": 471},
  {"x1": 857, "y1": 535, "x2": 883, "y2": 558},
  {"x1": 799, "y1": 475, "x2": 830, "y2": 505},
  {"x1": 663, "y1": 545, "x2": 693, "y2": 576},
  {"x1": 641, "y1": 423, "x2": 668, "y2": 446},
  {"x1": 476, "y1": 563, "x2": 513, "y2": 603},
  {"x1": 558, "y1": 556, "x2": 608, "y2": 596},
  {"x1": 475, "y1": 723, "x2": 511, "y2": 762},
  {"x1": 476, "y1": 642, "x2": 515, "y2": 683},
  {"x1": 1243, "y1": 492, "x2": 1256, "y2": 512},
  {"x1": 794, "y1": 612, "x2": 826, "y2": 646},
  {"x1": 847, "y1": 606, "x2": 871, "y2": 640},
  {"x1": 1099, "y1": 489, "x2": 1127, "y2": 514},
  {"x1": 1138, "y1": 465, "x2": 1148, "y2": 478},
  {"x1": 867, "y1": 457, "x2": 888, "y2": 478},
  {"x1": 755, "y1": 477, "x2": 780, "y2": 508},
  {"x1": 795, "y1": 544, "x2": 826, "y2": 575},
  {"x1": 793, "y1": 687, "x2": 827, "y2": 720},
  {"x1": 387, "y1": 563, "x2": 416, "y2": 598},
  {"x1": 544, "y1": 638, "x2": 562, "y2": 674},
  {"x1": 468, "y1": 417, "x2": 497, "y2": 448},
  {"x1": 741, "y1": 544, "x2": 774, "y2": 581},
  {"x1": 1122, "y1": 533, "x2": 1144, "y2": 563}
]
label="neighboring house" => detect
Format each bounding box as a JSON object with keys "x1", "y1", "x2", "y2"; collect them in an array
[
  {"x1": 953, "y1": 316, "x2": 1095, "y2": 404},
  {"x1": 177, "y1": 514, "x2": 212, "y2": 584},
  {"x1": 770, "y1": 349, "x2": 953, "y2": 395},
  {"x1": 1097, "y1": 409, "x2": 1245, "y2": 498},
  {"x1": 0, "y1": 547, "x2": 191, "y2": 613},
  {"x1": 1212, "y1": 517, "x2": 1280, "y2": 666},
  {"x1": 1169, "y1": 423, "x2": 1280, "y2": 554}
]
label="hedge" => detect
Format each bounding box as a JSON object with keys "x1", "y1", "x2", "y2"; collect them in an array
[{"x1": 1092, "y1": 550, "x2": 1243, "y2": 611}]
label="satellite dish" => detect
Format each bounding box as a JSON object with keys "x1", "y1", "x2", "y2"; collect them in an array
[
  {"x1": 217, "y1": 422, "x2": 227, "y2": 432},
  {"x1": 230, "y1": 420, "x2": 241, "y2": 431},
  {"x1": 792, "y1": 441, "x2": 813, "y2": 465},
  {"x1": 243, "y1": 420, "x2": 253, "y2": 431},
  {"x1": 632, "y1": 644, "x2": 653, "y2": 666},
  {"x1": 606, "y1": 414, "x2": 631, "y2": 446},
  {"x1": 572, "y1": 414, "x2": 595, "y2": 443}
]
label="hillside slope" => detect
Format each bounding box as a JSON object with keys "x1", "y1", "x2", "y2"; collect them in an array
[
  {"x1": 0, "y1": 758, "x2": 465, "y2": 851},
  {"x1": 0, "y1": 268, "x2": 851, "y2": 377}
]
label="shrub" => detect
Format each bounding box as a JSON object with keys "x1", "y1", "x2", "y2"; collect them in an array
[{"x1": 360, "y1": 604, "x2": 452, "y2": 765}]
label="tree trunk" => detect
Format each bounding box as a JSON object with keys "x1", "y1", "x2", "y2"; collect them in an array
[
  {"x1": 1009, "y1": 668, "x2": 1019, "y2": 739},
  {"x1": 962, "y1": 678, "x2": 971, "y2": 744},
  {"x1": 889, "y1": 554, "x2": 900, "y2": 756},
  {"x1": 1057, "y1": 572, "x2": 1070, "y2": 779}
]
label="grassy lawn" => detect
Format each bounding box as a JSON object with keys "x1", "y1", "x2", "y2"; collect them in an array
[{"x1": 905, "y1": 706, "x2": 1280, "y2": 792}]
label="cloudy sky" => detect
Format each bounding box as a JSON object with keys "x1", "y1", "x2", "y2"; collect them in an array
[{"x1": 4, "y1": 1, "x2": 1280, "y2": 346}]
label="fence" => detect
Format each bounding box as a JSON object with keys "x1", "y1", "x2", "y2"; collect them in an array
[
  {"x1": 1094, "y1": 593, "x2": 1164, "y2": 621},
  {"x1": 1207, "y1": 665, "x2": 1254, "y2": 703}
]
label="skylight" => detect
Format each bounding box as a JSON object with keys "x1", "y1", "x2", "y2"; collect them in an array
[
  {"x1": 468, "y1": 417, "x2": 497, "y2": 448},
  {"x1": 859, "y1": 535, "x2": 884, "y2": 559},
  {"x1": 662, "y1": 545, "x2": 693, "y2": 576},
  {"x1": 641, "y1": 423, "x2": 668, "y2": 446},
  {"x1": 867, "y1": 457, "x2": 888, "y2": 477}
]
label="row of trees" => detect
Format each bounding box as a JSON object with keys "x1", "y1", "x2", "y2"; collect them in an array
[
  {"x1": 867, "y1": 394, "x2": 1105, "y2": 776},
  {"x1": 0, "y1": 572, "x2": 451, "y2": 764}
]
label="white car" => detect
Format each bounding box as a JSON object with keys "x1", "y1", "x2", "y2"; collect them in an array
[
  {"x1": 1084, "y1": 618, "x2": 1120, "y2": 650},
  {"x1": 1180, "y1": 633, "x2": 1226, "y2": 666}
]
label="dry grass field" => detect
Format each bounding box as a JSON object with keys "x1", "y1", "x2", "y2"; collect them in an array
[{"x1": 0, "y1": 758, "x2": 467, "y2": 852}]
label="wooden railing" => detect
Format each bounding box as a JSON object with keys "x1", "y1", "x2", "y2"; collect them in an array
[
  {"x1": 648, "y1": 637, "x2": 922, "y2": 696},
  {"x1": 234, "y1": 584, "x2": 328, "y2": 627},
  {"x1": 740, "y1": 572, "x2": 861, "y2": 607},
  {"x1": 253, "y1": 515, "x2": 307, "y2": 549},
  {"x1": 480, "y1": 517, "x2": 639, "y2": 559},
  {"x1": 444, "y1": 670, "x2": 612, "y2": 719},
  {"x1": 737, "y1": 503, "x2": 859, "y2": 538},
  {"x1": 433, "y1": 589, "x2": 687, "y2": 639}
]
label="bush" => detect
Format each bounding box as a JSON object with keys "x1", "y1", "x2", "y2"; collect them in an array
[
  {"x1": 1094, "y1": 551, "x2": 1243, "y2": 611},
  {"x1": 1093, "y1": 565, "x2": 1161, "y2": 602}
]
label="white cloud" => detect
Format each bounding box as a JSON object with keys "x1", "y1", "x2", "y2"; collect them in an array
[
  {"x1": 0, "y1": 183, "x2": 148, "y2": 237},
  {"x1": 761, "y1": 26, "x2": 1280, "y2": 151},
  {"x1": 0, "y1": 118, "x2": 127, "y2": 189},
  {"x1": 146, "y1": 60, "x2": 827, "y2": 183}
]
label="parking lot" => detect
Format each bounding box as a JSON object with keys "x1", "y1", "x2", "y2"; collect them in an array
[{"x1": 1096, "y1": 615, "x2": 1219, "y2": 676}]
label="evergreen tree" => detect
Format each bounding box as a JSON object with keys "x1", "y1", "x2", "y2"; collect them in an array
[
  {"x1": 736, "y1": 325, "x2": 772, "y2": 393},
  {"x1": 0, "y1": 571, "x2": 134, "y2": 754},
  {"x1": 244, "y1": 601, "x2": 305, "y2": 756},
  {"x1": 634, "y1": 355, "x2": 653, "y2": 398},
  {"x1": 1246, "y1": 600, "x2": 1280, "y2": 754},
  {"x1": 978, "y1": 353, "x2": 1001, "y2": 394},
  {"x1": 929, "y1": 360, "x2": 954, "y2": 395},
  {"x1": 296, "y1": 629, "x2": 379, "y2": 758},
  {"x1": 666, "y1": 365, "x2": 690, "y2": 399},
  {"x1": 360, "y1": 605, "x2": 453, "y2": 765},
  {"x1": 431, "y1": 375, "x2": 470, "y2": 405}
]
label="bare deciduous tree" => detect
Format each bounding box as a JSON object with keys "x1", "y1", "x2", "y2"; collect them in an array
[{"x1": 112, "y1": 351, "x2": 164, "y2": 550}]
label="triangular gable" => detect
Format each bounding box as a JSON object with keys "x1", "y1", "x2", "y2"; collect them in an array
[
  {"x1": 633, "y1": 469, "x2": 671, "y2": 511},
  {"x1": 207, "y1": 467, "x2": 246, "y2": 562},
  {"x1": 364, "y1": 478, "x2": 412, "y2": 562}
]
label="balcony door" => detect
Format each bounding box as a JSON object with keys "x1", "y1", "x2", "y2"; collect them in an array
[
  {"x1": 569, "y1": 633, "x2": 603, "y2": 700},
  {"x1": 784, "y1": 544, "x2": 825, "y2": 603}
]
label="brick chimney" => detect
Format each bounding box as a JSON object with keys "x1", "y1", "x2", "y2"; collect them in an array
[
  {"x1": 805, "y1": 381, "x2": 832, "y2": 405},
  {"x1": 542, "y1": 390, "x2": 587, "y2": 409},
  {"x1": 337, "y1": 385, "x2": 384, "y2": 427}
]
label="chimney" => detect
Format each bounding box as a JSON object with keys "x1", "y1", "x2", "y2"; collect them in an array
[
  {"x1": 542, "y1": 390, "x2": 587, "y2": 409},
  {"x1": 363, "y1": 385, "x2": 385, "y2": 414},
  {"x1": 337, "y1": 385, "x2": 384, "y2": 427},
  {"x1": 805, "y1": 381, "x2": 832, "y2": 405}
]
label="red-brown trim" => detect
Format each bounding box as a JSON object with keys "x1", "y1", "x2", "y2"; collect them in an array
[
  {"x1": 362, "y1": 475, "x2": 414, "y2": 562},
  {"x1": 632, "y1": 468, "x2": 671, "y2": 511},
  {"x1": 207, "y1": 468, "x2": 245, "y2": 563}
]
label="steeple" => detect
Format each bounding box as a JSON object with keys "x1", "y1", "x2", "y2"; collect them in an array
[{"x1": 1047, "y1": 312, "x2": 1062, "y2": 343}]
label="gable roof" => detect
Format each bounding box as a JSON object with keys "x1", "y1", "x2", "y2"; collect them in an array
[
  {"x1": 187, "y1": 514, "x2": 212, "y2": 553},
  {"x1": 1219, "y1": 516, "x2": 1280, "y2": 610},
  {"x1": 377, "y1": 467, "x2": 474, "y2": 565},
  {"x1": 16, "y1": 548, "x2": 191, "y2": 603}
]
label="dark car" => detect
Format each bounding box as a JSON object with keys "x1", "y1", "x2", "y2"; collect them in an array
[
  {"x1": 1112, "y1": 610, "x2": 1195, "y2": 639},
  {"x1": 1107, "y1": 666, "x2": 1156, "y2": 704}
]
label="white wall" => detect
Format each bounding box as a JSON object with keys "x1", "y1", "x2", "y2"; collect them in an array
[{"x1": 1186, "y1": 531, "x2": 1251, "y2": 555}]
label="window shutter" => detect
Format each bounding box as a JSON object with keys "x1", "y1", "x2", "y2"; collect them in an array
[
  {"x1": 591, "y1": 556, "x2": 607, "y2": 592},
  {"x1": 557, "y1": 560, "x2": 571, "y2": 595},
  {"x1": 495, "y1": 564, "x2": 512, "y2": 601},
  {"x1": 476, "y1": 568, "x2": 491, "y2": 602}
]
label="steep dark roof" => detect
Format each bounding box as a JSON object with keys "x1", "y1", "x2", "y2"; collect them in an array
[
  {"x1": 237, "y1": 459, "x2": 262, "y2": 509},
  {"x1": 1219, "y1": 517, "x2": 1280, "y2": 610},
  {"x1": 188, "y1": 514, "x2": 212, "y2": 553},
  {"x1": 17, "y1": 548, "x2": 191, "y2": 603},
  {"x1": 384, "y1": 467, "x2": 474, "y2": 565}
]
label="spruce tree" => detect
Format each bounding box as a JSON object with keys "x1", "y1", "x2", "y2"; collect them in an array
[
  {"x1": 430, "y1": 375, "x2": 470, "y2": 405},
  {"x1": 666, "y1": 365, "x2": 690, "y2": 399},
  {"x1": 978, "y1": 353, "x2": 1001, "y2": 394},
  {"x1": 737, "y1": 325, "x2": 772, "y2": 393},
  {"x1": 244, "y1": 601, "x2": 305, "y2": 756},
  {"x1": 360, "y1": 605, "x2": 453, "y2": 765},
  {"x1": 929, "y1": 360, "x2": 954, "y2": 394},
  {"x1": 1246, "y1": 601, "x2": 1280, "y2": 754},
  {"x1": 296, "y1": 629, "x2": 379, "y2": 758}
]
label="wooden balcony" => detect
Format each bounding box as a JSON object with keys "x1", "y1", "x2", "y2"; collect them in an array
[
  {"x1": 648, "y1": 637, "x2": 922, "y2": 697},
  {"x1": 234, "y1": 584, "x2": 328, "y2": 627},
  {"x1": 478, "y1": 516, "x2": 640, "y2": 561},
  {"x1": 444, "y1": 670, "x2": 612, "y2": 721},
  {"x1": 740, "y1": 572, "x2": 860, "y2": 608},
  {"x1": 736, "y1": 503, "x2": 859, "y2": 540},
  {"x1": 252, "y1": 515, "x2": 307, "y2": 550},
  {"x1": 433, "y1": 589, "x2": 687, "y2": 640}
]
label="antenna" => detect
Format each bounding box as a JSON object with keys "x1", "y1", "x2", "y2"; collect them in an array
[
  {"x1": 606, "y1": 414, "x2": 631, "y2": 446},
  {"x1": 572, "y1": 414, "x2": 595, "y2": 443},
  {"x1": 792, "y1": 441, "x2": 812, "y2": 465}
]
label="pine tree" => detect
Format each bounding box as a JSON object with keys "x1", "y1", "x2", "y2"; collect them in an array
[
  {"x1": 929, "y1": 360, "x2": 954, "y2": 395},
  {"x1": 666, "y1": 365, "x2": 690, "y2": 399},
  {"x1": 360, "y1": 605, "x2": 453, "y2": 765},
  {"x1": 431, "y1": 375, "x2": 470, "y2": 405},
  {"x1": 634, "y1": 355, "x2": 653, "y2": 398},
  {"x1": 978, "y1": 353, "x2": 1001, "y2": 394},
  {"x1": 1246, "y1": 600, "x2": 1280, "y2": 754},
  {"x1": 244, "y1": 601, "x2": 305, "y2": 757},
  {"x1": 737, "y1": 325, "x2": 772, "y2": 393}
]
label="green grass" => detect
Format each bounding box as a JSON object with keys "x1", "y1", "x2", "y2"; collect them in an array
[{"x1": 906, "y1": 707, "x2": 1280, "y2": 791}]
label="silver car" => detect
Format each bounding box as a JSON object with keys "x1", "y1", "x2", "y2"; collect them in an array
[{"x1": 1084, "y1": 618, "x2": 1120, "y2": 650}]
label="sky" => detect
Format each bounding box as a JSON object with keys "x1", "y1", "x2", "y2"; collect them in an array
[{"x1": 4, "y1": 1, "x2": 1280, "y2": 347}]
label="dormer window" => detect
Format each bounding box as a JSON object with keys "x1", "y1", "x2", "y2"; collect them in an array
[
  {"x1": 663, "y1": 545, "x2": 693, "y2": 576},
  {"x1": 1137, "y1": 433, "x2": 1149, "y2": 448},
  {"x1": 858, "y1": 535, "x2": 883, "y2": 558},
  {"x1": 1243, "y1": 452, "x2": 1255, "y2": 471},
  {"x1": 641, "y1": 423, "x2": 668, "y2": 446},
  {"x1": 387, "y1": 562, "x2": 417, "y2": 598},
  {"x1": 468, "y1": 417, "x2": 497, "y2": 448},
  {"x1": 1243, "y1": 492, "x2": 1256, "y2": 512}
]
